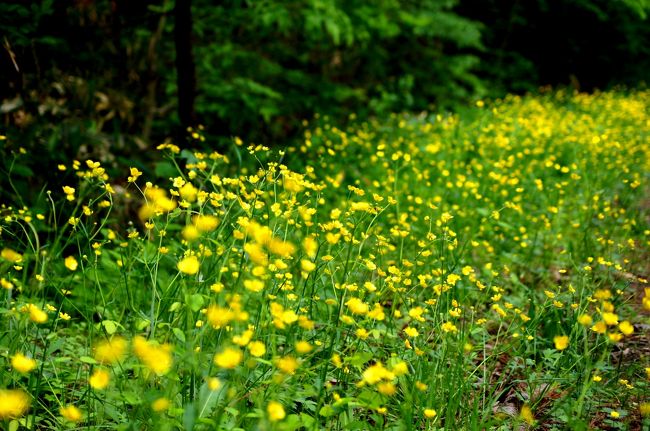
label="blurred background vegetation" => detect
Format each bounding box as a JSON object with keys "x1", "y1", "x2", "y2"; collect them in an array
[{"x1": 0, "y1": 0, "x2": 649, "y2": 201}]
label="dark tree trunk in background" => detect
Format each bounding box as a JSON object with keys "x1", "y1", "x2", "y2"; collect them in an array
[{"x1": 174, "y1": 0, "x2": 196, "y2": 131}]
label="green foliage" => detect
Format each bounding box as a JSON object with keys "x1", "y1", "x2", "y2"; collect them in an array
[
  {"x1": 459, "y1": 0, "x2": 650, "y2": 94},
  {"x1": 190, "y1": 0, "x2": 483, "y2": 139}
]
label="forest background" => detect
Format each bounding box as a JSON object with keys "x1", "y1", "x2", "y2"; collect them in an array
[{"x1": 1, "y1": 0, "x2": 649, "y2": 199}]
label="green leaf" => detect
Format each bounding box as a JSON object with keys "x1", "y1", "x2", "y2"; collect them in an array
[
  {"x1": 79, "y1": 356, "x2": 97, "y2": 364},
  {"x1": 319, "y1": 405, "x2": 335, "y2": 417},
  {"x1": 101, "y1": 320, "x2": 118, "y2": 335},
  {"x1": 172, "y1": 327, "x2": 186, "y2": 343},
  {"x1": 123, "y1": 391, "x2": 142, "y2": 405},
  {"x1": 187, "y1": 293, "x2": 205, "y2": 312},
  {"x1": 136, "y1": 318, "x2": 150, "y2": 331},
  {"x1": 347, "y1": 351, "x2": 374, "y2": 367}
]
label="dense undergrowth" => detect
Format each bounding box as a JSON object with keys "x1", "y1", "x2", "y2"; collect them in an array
[{"x1": 1, "y1": 89, "x2": 649, "y2": 430}]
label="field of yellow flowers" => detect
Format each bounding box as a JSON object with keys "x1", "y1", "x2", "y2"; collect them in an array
[{"x1": 1, "y1": 90, "x2": 649, "y2": 430}]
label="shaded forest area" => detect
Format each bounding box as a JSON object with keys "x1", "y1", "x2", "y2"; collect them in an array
[{"x1": 0, "y1": 0, "x2": 648, "y2": 197}]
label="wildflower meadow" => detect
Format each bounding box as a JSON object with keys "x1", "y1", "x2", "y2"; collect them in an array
[{"x1": 1, "y1": 89, "x2": 649, "y2": 430}]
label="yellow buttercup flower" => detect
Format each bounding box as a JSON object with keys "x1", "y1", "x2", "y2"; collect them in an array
[
  {"x1": 28, "y1": 304, "x2": 48, "y2": 324},
  {"x1": 94, "y1": 336, "x2": 128, "y2": 364},
  {"x1": 618, "y1": 321, "x2": 634, "y2": 335},
  {"x1": 0, "y1": 389, "x2": 30, "y2": 419},
  {"x1": 275, "y1": 356, "x2": 299, "y2": 375},
  {"x1": 151, "y1": 398, "x2": 170, "y2": 412},
  {"x1": 346, "y1": 297, "x2": 368, "y2": 315},
  {"x1": 267, "y1": 401, "x2": 286, "y2": 421},
  {"x1": 577, "y1": 314, "x2": 592, "y2": 326},
  {"x1": 423, "y1": 408, "x2": 437, "y2": 419},
  {"x1": 1, "y1": 248, "x2": 23, "y2": 263},
  {"x1": 295, "y1": 341, "x2": 313, "y2": 354},
  {"x1": 11, "y1": 353, "x2": 37, "y2": 374},
  {"x1": 127, "y1": 167, "x2": 142, "y2": 183},
  {"x1": 360, "y1": 362, "x2": 394, "y2": 385},
  {"x1": 207, "y1": 377, "x2": 222, "y2": 391},
  {"x1": 520, "y1": 405, "x2": 535, "y2": 425},
  {"x1": 553, "y1": 335, "x2": 569, "y2": 350},
  {"x1": 193, "y1": 214, "x2": 219, "y2": 232},
  {"x1": 179, "y1": 182, "x2": 198, "y2": 202},
  {"x1": 591, "y1": 321, "x2": 607, "y2": 334},
  {"x1": 133, "y1": 336, "x2": 173, "y2": 375},
  {"x1": 300, "y1": 259, "x2": 316, "y2": 272},
  {"x1": 64, "y1": 256, "x2": 78, "y2": 271},
  {"x1": 182, "y1": 225, "x2": 200, "y2": 241},
  {"x1": 177, "y1": 255, "x2": 200, "y2": 275},
  {"x1": 89, "y1": 369, "x2": 110, "y2": 389},
  {"x1": 247, "y1": 341, "x2": 266, "y2": 357},
  {"x1": 602, "y1": 312, "x2": 619, "y2": 326},
  {"x1": 60, "y1": 405, "x2": 83, "y2": 422},
  {"x1": 214, "y1": 347, "x2": 243, "y2": 369}
]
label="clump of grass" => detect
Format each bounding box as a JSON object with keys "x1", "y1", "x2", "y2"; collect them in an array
[{"x1": 1, "y1": 89, "x2": 649, "y2": 430}]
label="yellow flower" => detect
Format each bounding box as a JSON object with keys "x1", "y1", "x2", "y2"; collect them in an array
[
  {"x1": 1, "y1": 248, "x2": 23, "y2": 263},
  {"x1": 404, "y1": 327, "x2": 419, "y2": 337},
  {"x1": 89, "y1": 369, "x2": 110, "y2": 390},
  {"x1": 60, "y1": 405, "x2": 83, "y2": 422},
  {"x1": 591, "y1": 321, "x2": 607, "y2": 334},
  {"x1": 409, "y1": 306, "x2": 426, "y2": 322},
  {"x1": 300, "y1": 259, "x2": 316, "y2": 272},
  {"x1": 28, "y1": 304, "x2": 48, "y2": 324},
  {"x1": 520, "y1": 405, "x2": 535, "y2": 425},
  {"x1": 608, "y1": 332, "x2": 623, "y2": 343},
  {"x1": 206, "y1": 305, "x2": 234, "y2": 329},
  {"x1": 127, "y1": 167, "x2": 142, "y2": 183},
  {"x1": 244, "y1": 279, "x2": 264, "y2": 292},
  {"x1": 64, "y1": 256, "x2": 78, "y2": 271},
  {"x1": 391, "y1": 361, "x2": 409, "y2": 376},
  {"x1": 553, "y1": 335, "x2": 569, "y2": 350},
  {"x1": 295, "y1": 341, "x2": 313, "y2": 354},
  {"x1": 275, "y1": 356, "x2": 299, "y2": 375},
  {"x1": 133, "y1": 336, "x2": 173, "y2": 375},
  {"x1": 0, "y1": 389, "x2": 30, "y2": 419},
  {"x1": 177, "y1": 255, "x2": 200, "y2": 275},
  {"x1": 618, "y1": 321, "x2": 634, "y2": 335},
  {"x1": 268, "y1": 239, "x2": 296, "y2": 257},
  {"x1": 346, "y1": 297, "x2": 368, "y2": 315},
  {"x1": 577, "y1": 314, "x2": 592, "y2": 326},
  {"x1": 193, "y1": 215, "x2": 219, "y2": 232},
  {"x1": 207, "y1": 377, "x2": 222, "y2": 391},
  {"x1": 361, "y1": 362, "x2": 394, "y2": 385},
  {"x1": 640, "y1": 402, "x2": 650, "y2": 417},
  {"x1": 356, "y1": 328, "x2": 369, "y2": 339},
  {"x1": 179, "y1": 183, "x2": 198, "y2": 202},
  {"x1": 267, "y1": 401, "x2": 286, "y2": 421},
  {"x1": 378, "y1": 382, "x2": 396, "y2": 395},
  {"x1": 303, "y1": 236, "x2": 318, "y2": 258},
  {"x1": 602, "y1": 312, "x2": 619, "y2": 326},
  {"x1": 11, "y1": 353, "x2": 37, "y2": 374},
  {"x1": 214, "y1": 347, "x2": 243, "y2": 369},
  {"x1": 182, "y1": 225, "x2": 200, "y2": 241},
  {"x1": 94, "y1": 337, "x2": 128, "y2": 364},
  {"x1": 151, "y1": 398, "x2": 170, "y2": 412},
  {"x1": 424, "y1": 408, "x2": 437, "y2": 419},
  {"x1": 441, "y1": 321, "x2": 458, "y2": 333}
]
